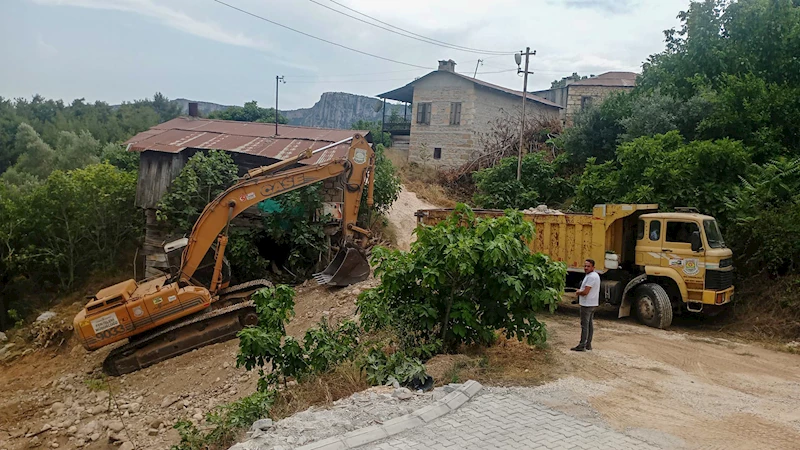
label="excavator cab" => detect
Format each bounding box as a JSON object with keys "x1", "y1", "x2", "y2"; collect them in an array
[{"x1": 313, "y1": 243, "x2": 371, "y2": 286}]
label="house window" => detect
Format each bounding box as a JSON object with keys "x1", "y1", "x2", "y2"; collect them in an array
[
  {"x1": 433, "y1": 148, "x2": 442, "y2": 160},
  {"x1": 581, "y1": 96, "x2": 593, "y2": 110},
  {"x1": 449, "y1": 102, "x2": 462, "y2": 125},
  {"x1": 416, "y1": 102, "x2": 431, "y2": 125}
]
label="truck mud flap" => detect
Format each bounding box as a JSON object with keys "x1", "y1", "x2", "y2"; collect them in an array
[{"x1": 313, "y1": 247, "x2": 370, "y2": 286}]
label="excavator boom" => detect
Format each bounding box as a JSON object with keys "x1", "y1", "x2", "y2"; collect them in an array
[{"x1": 74, "y1": 134, "x2": 375, "y2": 375}]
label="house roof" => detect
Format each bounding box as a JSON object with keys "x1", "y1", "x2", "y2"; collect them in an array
[
  {"x1": 124, "y1": 117, "x2": 370, "y2": 165},
  {"x1": 568, "y1": 71, "x2": 638, "y2": 87},
  {"x1": 377, "y1": 70, "x2": 562, "y2": 109}
]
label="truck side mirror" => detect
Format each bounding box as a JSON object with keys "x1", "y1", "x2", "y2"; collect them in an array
[{"x1": 691, "y1": 231, "x2": 702, "y2": 252}]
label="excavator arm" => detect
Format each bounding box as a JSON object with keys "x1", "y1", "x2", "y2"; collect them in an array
[{"x1": 179, "y1": 134, "x2": 375, "y2": 289}]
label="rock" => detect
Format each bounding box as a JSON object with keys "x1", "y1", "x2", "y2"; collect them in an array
[
  {"x1": 0, "y1": 331, "x2": 7, "y2": 342},
  {"x1": 67, "y1": 426, "x2": 77, "y2": 435},
  {"x1": 119, "y1": 442, "x2": 135, "y2": 450},
  {"x1": 107, "y1": 420, "x2": 124, "y2": 432},
  {"x1": 223, "y1": 362, "x2": 231, "y2": 369},
  {"x1": 161, "y1": 395, "x2": 179, "y2": 408},
  {"x1": 148, "y1": 428, "x2": 159, "y2": 436},
  {"x1": 75, "y1": 438, "x2": 85, "y2": 447},
  {"x1": 51, "y1": 402, "x2": 66, "y2": 414},
  {"x1": 250, "y1": 418, "x2": 273, "y2": 432},
  {"x1": 90, "y1": 432, "x2": 100, "y2": 441},
  {"x1": 108, "y1": 431, "x2": 125, "y2": 442},
  {"x1": 36, "y1": 311, "x2": 57, "y2": 322},
  {"x1": 392, "y1": 388, "x2": 413, "y2": 400},
  {"x1": 95, "y1": 391, "x2": 109, "y2": 403},
  {"x1": 77, "y1": 420, "x2": 98, "y2": 437},
  {"x1": 50, "y1": 443, "x2": 59, "y2": 448},
  {"x1": 182, "y1": 399, "x2": 191, "y2": 408},
  {"x1": 149, "y1": 419, "x2": 163, "y2": 429},
  {"x1": 128, "y1": 402, "x2": 141, "y2": 413},
  {"x1": 40, "y1": 424, "x2": 53, "y2": 433},
  {"x1": 192, "y1": 413, "x2": 203, "y2": 421}
]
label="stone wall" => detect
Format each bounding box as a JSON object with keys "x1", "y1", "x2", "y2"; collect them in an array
[
  {"x1": 407, "y1": 72, "x2": 560, "y2": 169},
  {"x1": 565, "y1": 85, "x2": 634, "y2": 124}
]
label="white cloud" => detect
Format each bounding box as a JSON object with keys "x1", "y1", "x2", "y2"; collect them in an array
[{"x1": 30, "y1": 0, "x2": 273, "y2": 51}]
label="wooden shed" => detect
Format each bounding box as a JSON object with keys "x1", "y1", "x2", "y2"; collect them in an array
[{"x1": 124, "y1": 115, "x2": 370, "y2": 277}]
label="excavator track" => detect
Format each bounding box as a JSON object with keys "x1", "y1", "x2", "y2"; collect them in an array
[{"x1": 102, "y1": 279, "x2": 272, "y2": 376}]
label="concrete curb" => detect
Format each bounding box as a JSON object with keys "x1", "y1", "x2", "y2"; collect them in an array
[{"x1": 296, "y1": 380, "x2": 483, "y2": 450}]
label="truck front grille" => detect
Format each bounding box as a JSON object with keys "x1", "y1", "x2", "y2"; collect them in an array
[{"x1": 705, "y1": 269, "x2": 733, "y2": 291}]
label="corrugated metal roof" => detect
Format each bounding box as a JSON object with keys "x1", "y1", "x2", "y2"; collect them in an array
[
  {"x1": 124, "y1": 117, "x2": 369, "y2": 165},
  {"x1": 377, "y1": 70, "x2": 563, "y2": 109},
  {"x1": 569, "y1": 71, "x2": 638, "y2": 87}
]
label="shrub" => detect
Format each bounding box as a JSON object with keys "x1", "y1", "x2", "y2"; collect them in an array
[
  {"x1": 472, "y1": 152, "x2": 572, "y2": 210},
  {"x1": 358, "y1": 204, "x2": 566, "y2": 357}
]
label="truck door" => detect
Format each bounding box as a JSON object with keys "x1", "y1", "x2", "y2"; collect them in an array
[
  {"x1": 636, "y1": 218, "x2": 664, "y2": 267},
  {"x1": 661, "y1": 221, "x2": 704, "y2": 282}
]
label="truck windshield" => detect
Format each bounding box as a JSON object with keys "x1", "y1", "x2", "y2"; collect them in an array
[{"x1": 703, "y1": 219, "x2": 725, "y2": 248}]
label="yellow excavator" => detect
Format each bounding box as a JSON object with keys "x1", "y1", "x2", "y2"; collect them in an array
[{"x1": 74, "y1": 135, "x2": 375, "y2": 375}]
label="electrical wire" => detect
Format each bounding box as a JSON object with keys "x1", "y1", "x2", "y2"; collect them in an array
[
  {"x1": 326, "y1": 0, "x2": 517, "y2": 55},
  {"x1": 308, "y1": 0, "x2": 515, "y2": 56},
  {"x1": 210, "y1": 0, "x2": 432, "y2": 69},
  {"x1": 288, "y1": 69, "x2": 518, "y2": 84}
]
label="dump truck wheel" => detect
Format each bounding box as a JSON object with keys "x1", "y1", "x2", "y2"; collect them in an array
[{"x1": 634, "y1": 283, "x2": 673, "y2": 329}]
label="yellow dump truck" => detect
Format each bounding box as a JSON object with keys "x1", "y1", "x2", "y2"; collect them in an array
[{"x1": 415, "y1": 204, "x2": 734, "y2": 329}]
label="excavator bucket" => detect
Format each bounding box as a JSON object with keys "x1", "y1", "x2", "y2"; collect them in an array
[{"x1": 313, "y1": 247, "x2": 370, "y2": 286}]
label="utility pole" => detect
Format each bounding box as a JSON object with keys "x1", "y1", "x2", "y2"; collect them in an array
[
  {"x1": 473, "y1": 59, "x2": 483, "y2": 78},
  {"x1": 275, "y1": 75, "x2": 285, "y2": 136},
  {"x1": 514, "y1": 48, "x2": 535, "y2": 181}
]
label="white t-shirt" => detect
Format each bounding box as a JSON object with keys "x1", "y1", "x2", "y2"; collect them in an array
[{"x1": 579, "y1": 271, "x2": 601, "y2": 307}]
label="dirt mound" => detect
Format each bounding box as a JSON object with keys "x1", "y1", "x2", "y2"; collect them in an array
[{"x1": 385, "y1": 187, "x2": 438, "y2": 252}]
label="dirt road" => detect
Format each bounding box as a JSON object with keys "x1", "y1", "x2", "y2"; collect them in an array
[
  {"x1": 541, "y1": 308, "x2": 800, "y2": 449},
  {"x1": 385, "y1": 186, "x2": 438, "y2": 251}
]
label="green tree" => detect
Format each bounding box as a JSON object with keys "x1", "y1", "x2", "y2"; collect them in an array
[
  {"x1": 472, "y1": 152, "x2": 573, "y2": 210},
  {"x1": 550, "y1": 72, "x2": 588, "y2": 89},
  {"x1": 351, "y1": 120, "x2": 391, "y2": 148},
  {"x1": 358, "y1": 205, "x2": 566, "y2": 356},
  {"x1": 208, "y1": 101, "x2": 287, "y2": 124},
  {"x1": 574, "y1": 131, "x2": 750, "y2": 218},
  {"x1": 156, "y1": 151, "x2": 239, "y2": 233}
]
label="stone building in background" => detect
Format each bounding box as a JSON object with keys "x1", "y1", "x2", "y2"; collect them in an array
[
  {"x1": 378, "y1": 60, "x2": 563, "y2": 169},
  {"x1": 533, "y1": 71, "x2": 637, "y2": 125}
]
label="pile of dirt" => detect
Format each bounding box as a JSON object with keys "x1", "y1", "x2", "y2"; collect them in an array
[{"x1": 385, "y1": 187, "x2": 439, "y2": 252}]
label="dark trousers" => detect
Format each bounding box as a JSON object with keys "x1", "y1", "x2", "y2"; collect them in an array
[{"x1": 580, "y1": 306, "x2": 597, "y2": 347}]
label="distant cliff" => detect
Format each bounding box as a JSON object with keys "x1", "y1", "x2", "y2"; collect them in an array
[
  {"x1": 283, "y1": 92, "x2": 404, "y2": 129},
  {"x1": 172, "y1": 92, "x2": 404, "y2": 130}
]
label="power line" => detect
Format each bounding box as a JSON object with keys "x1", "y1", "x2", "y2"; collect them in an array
[
  {"x1": 286, "y1": 68, "x2": 428, "y2": 78},
  {"x1": 210, "y1": 0, "x2": 432, "y2": 69},
  {"x1": 327, "y1": 0, "x2": 516, "y2": 55},
  {"x1": 309, "y1": 0, "x2": 515, "y2": 56},
  {"x1": 288, "y1": 68, "x2": 518, "y2": 84}
]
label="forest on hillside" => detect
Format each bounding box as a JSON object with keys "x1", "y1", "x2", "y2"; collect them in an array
[{"x1": 466, "y1": 0, "x2": 800, "y2": 337}]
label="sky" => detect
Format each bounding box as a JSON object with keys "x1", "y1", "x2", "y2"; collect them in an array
[{"x1": 0, "y1": 0, "x2": 692, "y2": 110}]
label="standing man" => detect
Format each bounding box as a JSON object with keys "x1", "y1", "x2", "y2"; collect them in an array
[{"x1": 571, "y1": 259, "x2": 600, "y2": 352}]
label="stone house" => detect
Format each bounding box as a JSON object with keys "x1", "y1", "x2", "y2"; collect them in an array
[
  {"x1": 378, "y1": 60, "x2": 562, "y2": 168},
  {"x1": 533, "y1": 71, "x2": 637, "y2": 125}
]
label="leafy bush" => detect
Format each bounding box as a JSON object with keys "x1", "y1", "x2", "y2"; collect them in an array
[
  {"x1": 362, "y1": 349, "x2": 428, "y2": 387},
  {"x1": 472, "y1": 152, "x2": 572, "y2": 210},
  {"x1": 358, "y1": 204, "x2": 566, "y2": 356},
  {"x1": 156, "y1": 150, "x2": 239, "y2": 233},
  {"x1": 208, "y1": 101, "x2": 287, "y2": 124},
  {"x1": 237, "y1": 285, "x2": 362, "y2": 390},
  {"x1": 351, "y1": 120, "x2": 391, "y2": 148},
  {"x1": 365, "y1": 144, "x2": 401, "y2": 215},
  {"x1": 726, "y1": 158, "x2": 800, "y2": 275},
  {"x1": 574, "y1": 131, "x2": 750, "y2": 217}
]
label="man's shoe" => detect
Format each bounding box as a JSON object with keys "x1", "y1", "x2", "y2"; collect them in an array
[
  {"x1": 570, "y1": 345, "x2": 586, "y2": 352},
  {"x1": 586, "y1": 345, "x2": 592, "y2": 351}
]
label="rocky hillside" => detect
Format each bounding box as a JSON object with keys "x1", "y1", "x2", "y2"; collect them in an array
[
  {"x1": 283, "y1": 92, "x2": 404, "y2": 129},
  {"x1": 172, "y1": 93, "x2": 404, "y2": 129}
]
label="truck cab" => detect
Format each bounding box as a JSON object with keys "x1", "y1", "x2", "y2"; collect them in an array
[{"x1": 635, "y1": 211, "x2": 734, "y2": 312}]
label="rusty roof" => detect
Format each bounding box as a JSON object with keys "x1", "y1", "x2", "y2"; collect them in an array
[{"x1": 124, "y1": 117, "x2": 370, "y2": 165}]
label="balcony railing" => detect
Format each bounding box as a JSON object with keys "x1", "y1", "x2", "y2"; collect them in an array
[{"x1": 382, "y1": 120, "x2": 411, "y2": 136}]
